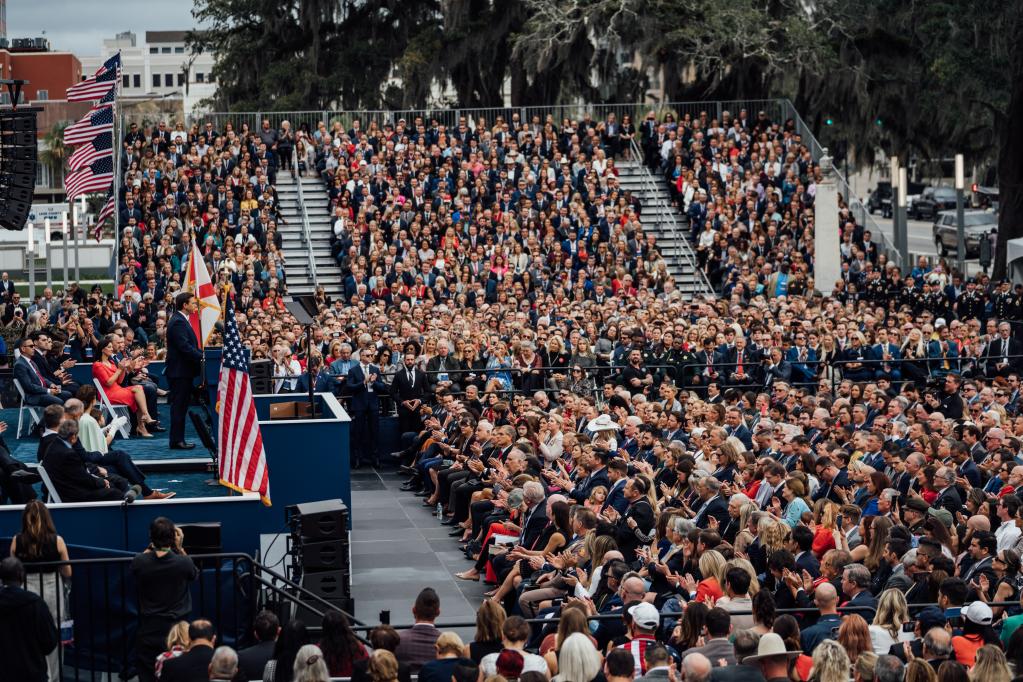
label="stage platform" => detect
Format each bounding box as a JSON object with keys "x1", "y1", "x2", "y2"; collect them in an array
[{"x1": 349, "y1": 468, "x2": 484, "y2": 634}]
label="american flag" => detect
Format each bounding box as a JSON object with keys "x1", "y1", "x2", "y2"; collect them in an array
[
  {"x1": 64, "y1": 105, "x2": 114, "y2": 145},
  {"x1": 65, "y1": 156, "x2": 114, "y2": 200},
  {"x1": 94, "y1": 190, "x2": 116, "y2": 240},
  {"x1": 217, "y1": 294, "x2": 271, "y2": 505},
  {"x1": 67, "y1": 53, "x2": 121, "y2": 102},
  {"x1": 68, "y1": 131, "x2": 112, "y2": 171}
]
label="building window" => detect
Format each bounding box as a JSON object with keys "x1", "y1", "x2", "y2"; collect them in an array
[
  {"x1": 36, "y1": 163, "x2": 45, "y2": 188},
  {"x1": 175, "y1": 46, "x2": 184, "y2": 53},
  {"x1": 177, "y1": 72, "x2": 185, "y2": 86},
  {"x1": 36, "y1": 89, "x2": 48, "y2": 101},
  {"x1": 150, "y1": 47, "x2": 158, "y2": 54},
  {"x1": 0, "y1": 92, "x2": 9, "y2": 105},
  {"x1": 164, "y1": 73, "x2": 173, "y2": 87},
  {"x1": 122, "y1": 73, "x2": 129, "y2": 88},
  {"x1": 133, "y1": 74, "x2": 141, "y2": 88},
  {"x1": 161, "y1": 46, "x2": 171, "y2": 54},
  {"x1": 152, "y1": 74, "x2": 161, "y2": 87},
  {"x1": 196, "y1": 72, "x2": 205, "y2": 83}
]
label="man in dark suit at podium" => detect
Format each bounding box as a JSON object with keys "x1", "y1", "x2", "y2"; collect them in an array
[
  {"x1": 165, "y1": 293, "x2": 203, "y2": 450},
  {"x1": 346, "y1": 340, "x2": 389, "y2": 468}
]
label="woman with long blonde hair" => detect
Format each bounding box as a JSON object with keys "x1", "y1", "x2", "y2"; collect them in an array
[
  {"x1": 970, "y1": 645, "x2": 1011, "y2": 682},
  {"x1": 869, "y1": 589, "x2": 913, "y2": 654},
  {"x1": 809, "y1": 639, "x2": 851, "y2": 682}
]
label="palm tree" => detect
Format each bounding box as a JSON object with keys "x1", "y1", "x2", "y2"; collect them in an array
[{"x1": 41, "y1": 121, "x2": 69, "y2": 189}]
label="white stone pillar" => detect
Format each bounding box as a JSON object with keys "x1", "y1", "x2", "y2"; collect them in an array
[{"x1": 814, "y1": 150, "x2": 841, "y2": 294}]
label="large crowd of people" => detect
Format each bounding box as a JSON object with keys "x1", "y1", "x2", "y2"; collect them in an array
[{"x1": 3, "y1": 103, "x2": 1023, "y2": 682}]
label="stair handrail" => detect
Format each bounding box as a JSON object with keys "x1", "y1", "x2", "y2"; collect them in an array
[
  {"x1": 627, "y1": 139, "x2": 713, "y2": 296},
  {"x1": 292, "y1": 146, "x2": 320, "y2": 289}
]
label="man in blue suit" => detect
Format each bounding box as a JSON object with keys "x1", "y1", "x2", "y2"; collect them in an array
[
  {"x1": 346, "y1": 342, "x2": 388, "y2": 468},
  {"x1": 872, "y1": 329, "x2": 903, "y2": 382},
  {"x1": 786, "y1": 334, "x2": 817, "y2": 387},
  {"x1": 165, "y1": 292, "x2": 203, "y2": 450},
  {"x1": 13, "y1": 337, "x2": 69, "y2": 407}
]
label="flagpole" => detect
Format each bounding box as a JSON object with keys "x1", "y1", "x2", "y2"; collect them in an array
[
  {"x1": 62, "y1": 211, "x2": 69, "y2": 289},
  {"x1": 113, "y1": 52, "x2": 121, "y2": 297}
]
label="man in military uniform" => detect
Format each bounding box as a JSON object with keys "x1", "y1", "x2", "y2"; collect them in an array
[
  {"x1": 666, "y1": 335, "x2": 697, "y2": 389},
  {"x1": 955, "y1": 278, "x2": 986, "y2": 323},
  {"x1": 924, "y1": 281, "x2": 951, "y2": 320},
  {"x1": 992, "y1": 281, "x2": 1023, "y2": 335},
  {"x1": 864, "y1": 269, "x2": 888, "y2": 307},
  {"x1": 898, "y1": 275, "x2": 925, "y2": 316}
]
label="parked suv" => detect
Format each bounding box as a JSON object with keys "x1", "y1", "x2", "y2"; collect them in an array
[{"x1": 932, "y1": 209, "x2": 997, "y2": 257}]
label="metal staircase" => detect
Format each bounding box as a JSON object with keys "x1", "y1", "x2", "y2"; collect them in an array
[
  {"x1": 276, "y1": 173, "x2": 345, "y2": 300},
  {"x1": 617, "y1": 146, "x2": 713, "y2": 298}
]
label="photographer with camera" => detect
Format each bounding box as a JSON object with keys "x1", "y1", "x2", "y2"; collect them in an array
[{"x1": 131, "y1": 517, "x2": 199, "y2": 682}]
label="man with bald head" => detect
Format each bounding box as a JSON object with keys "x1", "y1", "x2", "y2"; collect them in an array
[
  {"x1": 798, "y1": 583, "x2": 841, "y2": 651},
  {"x1": 682, "y1": 653, "x2": 712, "y2": 682}
]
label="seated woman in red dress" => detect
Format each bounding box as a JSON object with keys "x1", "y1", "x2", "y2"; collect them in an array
[{"x1": 92, "y1": 337, "x2": 158, "y2": 438}]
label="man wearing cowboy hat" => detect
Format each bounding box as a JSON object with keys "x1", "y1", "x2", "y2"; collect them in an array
[{"x1": 744, "y1": 633, "x2": 800, "y2": 682}]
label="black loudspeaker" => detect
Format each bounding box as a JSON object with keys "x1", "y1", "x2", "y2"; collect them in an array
[
  {"x1": 293, "y1": 597, "x2": 355, "y2": 629},
  {"x1": 0, "y1": 108, "x2": 39, "y2": 231},
  {"x1": 292, "y1": 499, "x2": 348, "y2": 541},
  {"x1": 250, "y1": 359, "x2": 273, "y2": 394},
  {"x1": 300, "y1": 568, "x2": 351, "y2": 599},
  {"x1": 298, "y1": 538, "x2": 349, "y2": 572}
]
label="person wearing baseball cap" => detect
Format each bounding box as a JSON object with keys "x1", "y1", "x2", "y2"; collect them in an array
[
  {"x1": 617, "y1": 602, "x2": 661, "y2": 675},
  {"x1": 952, "y1": 601, "x2": 998, "y2": 666}
]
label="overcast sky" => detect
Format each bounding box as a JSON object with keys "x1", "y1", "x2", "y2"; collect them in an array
[{"x1": 7, "y1": 0, "x2": 199, "y2": 55}]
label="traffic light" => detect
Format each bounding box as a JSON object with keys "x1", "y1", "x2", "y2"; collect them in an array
[
  {"x1": 825, "y1": 117, "x2": 834, "y2": 126},
  {"x1": 875, "y1": 118, "x2": 883, "y2": 126}
]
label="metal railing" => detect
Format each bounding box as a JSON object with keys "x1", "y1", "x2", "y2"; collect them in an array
[
  {"x1": 292, "y1": 145, "x2": 320, "y2": 289},
  {"x1": 780, "y1": 100, "x2": 902, "y2": 270},
  {"x1": 626, "y1": 138, "x2": 714, "y2": 296},
  {"x1": 183, "y1": 100, "x2": 788, "y2": 137},
  {"x1": 14, "y1": 551, "x2": 363, "y2": 681}
]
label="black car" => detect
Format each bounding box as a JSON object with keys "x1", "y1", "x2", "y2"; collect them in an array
[
  {"x1": 867, "y1": 182, "x2": 891, "y2": 215},
  {"x1": 913, "y1": 186, "x2": 958, "y2": 220}
]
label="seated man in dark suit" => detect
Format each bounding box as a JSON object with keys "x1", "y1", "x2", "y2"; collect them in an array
[
  {"x1": 13, "y1": 337, "x2": 68, "y2": 407},
  {"x1": 63, "y1": 398, "x2": 173, "y2": 500},
  {"x1": 160, "y1": 620, "x2": 217, "y2": 682},
  {"x1": 237, "y1": 610, "x2": 279, "y2": 682},
  {"x1": 0, "y1": 422, "x2": 39, "y2": 504},
  {"x1": 40, "y1": 419, "x2": 126, "y2": 502},
  {"x1": 31, "y1": 331, "x2": 80, "y2": 397}
]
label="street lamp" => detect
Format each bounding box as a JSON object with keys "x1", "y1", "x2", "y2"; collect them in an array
[
  {"x1": 897, "y1": 166, "x2": 909, "y2": 267},
  {"x1": 955, "y1": 153, "x2": 966, "y2": 275}
]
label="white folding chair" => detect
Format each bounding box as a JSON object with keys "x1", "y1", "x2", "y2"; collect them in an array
[
  {"x1": 13, "y1": 378, "x2": 43, "y2": 438},
  {"x1": 93, "y1": 378, "x2": 132, "y2": 439},
  {"x1": 35, "y1": 463, "x2": 63, "y2": 504}
]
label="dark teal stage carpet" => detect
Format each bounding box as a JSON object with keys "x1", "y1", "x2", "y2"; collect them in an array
[{"x1": 1, "y1": 405, "x2": 228, "y2": 499}]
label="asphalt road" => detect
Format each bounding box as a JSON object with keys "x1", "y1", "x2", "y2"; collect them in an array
[
  {"x1": 865, "y1": 211, "x2": 938, "y2": 256},
  {"x1": 865, "y1": 210, "x2": 987, "y2": 275}
]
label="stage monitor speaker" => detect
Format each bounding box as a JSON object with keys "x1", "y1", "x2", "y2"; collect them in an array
[
  {"x1": 178, "y1": 522, "x2": 222, "y2": 554},
  {"x1": 291, "y1": 499, "x2": 348, "y2": 541},
  {"x1": 298, "y1": 538, "x2": 350, "y2": 572},
  {"x1": 250, "y1": 359, "x2": 273, "y2": 394}
]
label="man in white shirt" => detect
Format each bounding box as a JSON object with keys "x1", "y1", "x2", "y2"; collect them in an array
[{"x1": 995, "y1": 495, "x2": 1021, "y2": 551}]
